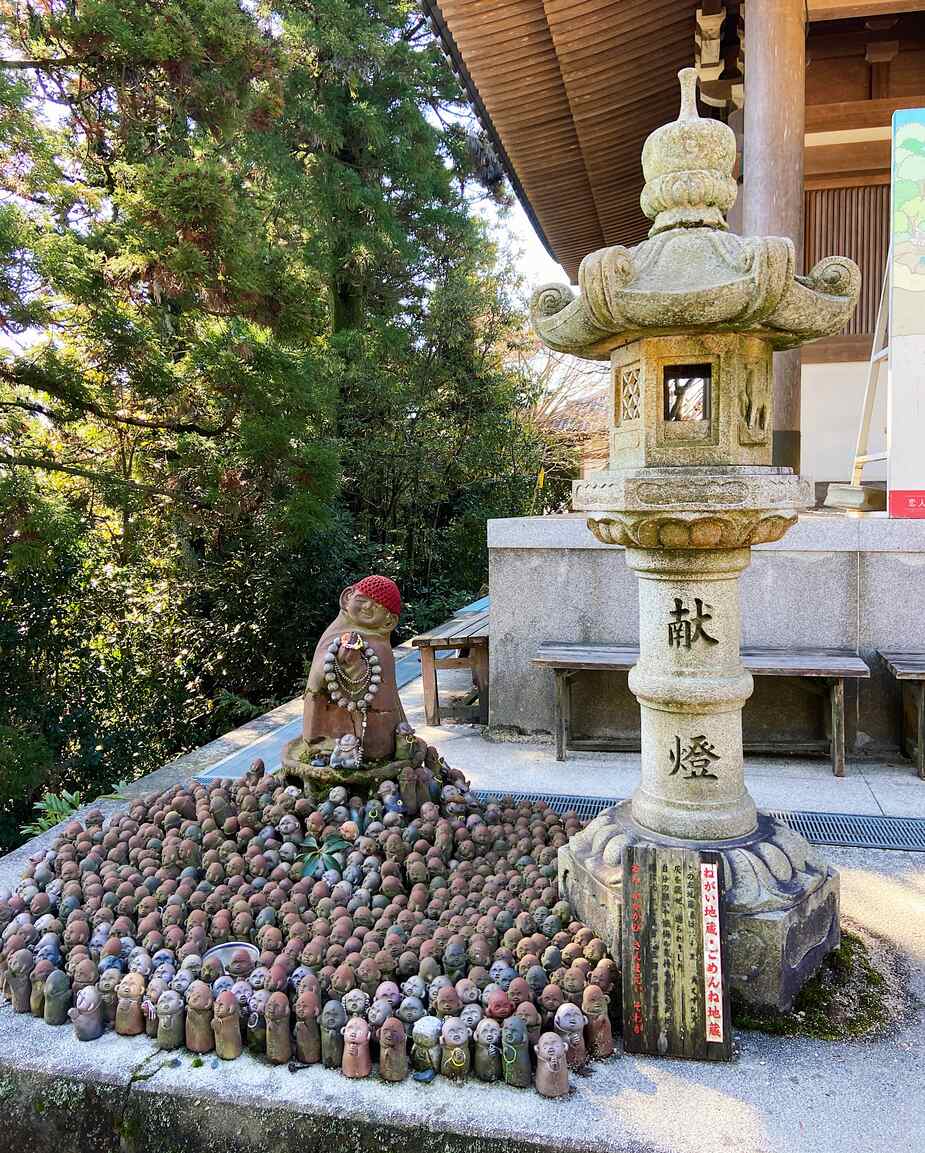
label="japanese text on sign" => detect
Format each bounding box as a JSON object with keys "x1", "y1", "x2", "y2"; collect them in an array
[{"x1": 700, "y1": 861, "x2": 724, "y2": 1044}]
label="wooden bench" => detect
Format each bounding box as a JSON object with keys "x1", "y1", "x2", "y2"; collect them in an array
[
  {"x1": 879, "y1": 652, "x2": 925, "y2": 779},
  {"x1": 411, "y1": 611, "x2": 490, "y2": 726},
  {"x1": 532, "y1": 643, "x2": 871, "y2": 776}
]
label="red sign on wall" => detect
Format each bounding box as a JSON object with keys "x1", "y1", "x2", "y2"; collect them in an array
[{"x1": 889, "y1": 490, "x2": 925, "y2": 518}]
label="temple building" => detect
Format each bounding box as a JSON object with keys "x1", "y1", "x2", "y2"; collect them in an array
[{"x1": 425, "y1": 0, "x2": 925, "y2": 497}]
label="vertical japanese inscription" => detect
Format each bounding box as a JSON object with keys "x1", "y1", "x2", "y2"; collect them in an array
[
  {"x1": 668, "y1": 597, "x2": 718, "y2": 649},
  {"x1": 622, "y1": 844, "x2": 731, "y2": 1060}
]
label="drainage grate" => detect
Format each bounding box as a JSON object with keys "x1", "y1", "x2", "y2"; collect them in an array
[
  {"x1": 471, "y1": 790, "x2": 925, "y2": 853},
  {"x1": 766, "y1": 808, "x2": 925, "y2": 852},
  {"x1": 473, "y1": 789, "x2": 618, "y2": 824}
]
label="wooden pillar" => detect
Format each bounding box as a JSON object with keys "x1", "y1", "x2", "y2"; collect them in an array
[{"x1": 742, "y1": 0, "x2": 805, "y2": 474}]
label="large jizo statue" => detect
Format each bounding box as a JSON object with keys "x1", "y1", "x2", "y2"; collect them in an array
[
  {"x1": 302, "y1": 575, "x2": 406, "y2": 763},
  {"x1": 282, "y1": 573, "x2": 461, "y2": 808}
]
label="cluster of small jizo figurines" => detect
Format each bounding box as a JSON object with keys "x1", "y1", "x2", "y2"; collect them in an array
[{"x1": 1, "y1": 767, "x2": 618, "y2": 1097}]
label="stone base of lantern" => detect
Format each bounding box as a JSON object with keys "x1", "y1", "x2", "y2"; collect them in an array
[{"x1": 558, "y1": 801, "x2": 840, "y2": 1011}]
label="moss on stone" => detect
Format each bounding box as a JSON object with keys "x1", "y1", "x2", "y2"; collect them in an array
[{"x1": 731, "y1": 931, "x2": 889, "y2": 1041}]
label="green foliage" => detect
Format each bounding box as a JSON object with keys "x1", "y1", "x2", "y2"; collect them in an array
[
  {"x1": 299, "y1": 833, "x2": 352, "y2": 878},
  {"x1": 731, "y1": 931, "x2": 890, "y2": 1040},
  {"x1": 0, "y1": 724, "x2": 54, "y2": 850},
  {"x1": 20, "y1": 789, "x2": 83, "y2": 838},
  {"x1": 0, "y1": 0, "x2": 578, "y2": 849}
]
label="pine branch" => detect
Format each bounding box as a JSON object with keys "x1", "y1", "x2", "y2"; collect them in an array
[
  {"x1": 0, "y1": 57, "x2": 90, "y2": 71},
  {"x1": 0, "y1": 367, "x2": 236, "y2": 437},
  {"x1": 0, "y1": 452, "x2": 203, "y2": 505}
]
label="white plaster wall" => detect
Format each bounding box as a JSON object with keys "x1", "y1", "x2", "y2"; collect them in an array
[{"x1": 800, "y1": 360, "x2": 887, "y2": 484}]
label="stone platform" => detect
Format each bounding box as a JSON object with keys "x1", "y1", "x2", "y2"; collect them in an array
[
  {"x1": 0, "y1": 838, "x2": 920, "y2": 1153},
  {"x1": 0, "y1": 708, "x2": 922, "y2": 1153}
]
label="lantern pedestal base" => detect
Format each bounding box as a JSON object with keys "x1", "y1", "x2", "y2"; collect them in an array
[{"x1": 558, "y1": 800, "x2": 840, "y2": 1011}]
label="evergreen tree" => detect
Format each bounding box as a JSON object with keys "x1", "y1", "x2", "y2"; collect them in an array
[{"x1": 0, "y1": 0, "x2": 575, "y2": 842}]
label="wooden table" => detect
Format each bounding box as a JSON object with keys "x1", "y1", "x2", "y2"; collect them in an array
[
  {"x1": 879, "y1": 651, "x2": 925, "y2": 779},
  {"x1": 411, "y1": 611, "x2": 490, "y2": 726},
  {"x1": 532, "y1": 642, "x2": 871, "y2": 775}
]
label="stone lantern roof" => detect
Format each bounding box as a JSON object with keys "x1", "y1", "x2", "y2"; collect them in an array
[{"x1": 530, "y1": 70, "x2": 860, "y2": 358}]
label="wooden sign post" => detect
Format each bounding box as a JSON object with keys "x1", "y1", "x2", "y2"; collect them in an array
[{"x1": 622, "y1": 843, "x2": 732, "y2": 1061}]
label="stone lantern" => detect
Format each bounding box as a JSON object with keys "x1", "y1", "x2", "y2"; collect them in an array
[{"x1": 532, "y1": 70, "x2": 861, "y2": 1010}]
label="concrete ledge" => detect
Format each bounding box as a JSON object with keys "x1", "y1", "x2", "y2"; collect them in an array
[{"x1": 488, "y1": 510, "x2": 925, "y2": 553}]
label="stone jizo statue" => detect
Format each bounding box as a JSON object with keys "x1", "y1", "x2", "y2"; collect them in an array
[{"x1": 302, "y1": 576, "x2": 405, "y2": 764}]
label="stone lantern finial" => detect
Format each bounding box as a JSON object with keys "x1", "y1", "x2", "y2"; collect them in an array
[
  {"x1": 529, "y1": 67, "x2": 859, "y2": 357},
  {"x1": 640, "y1": 69, "x2": 737, "y2": 236}
]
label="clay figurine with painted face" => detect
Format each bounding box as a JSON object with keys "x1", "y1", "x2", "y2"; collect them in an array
[
  {"x1": 69, "y1": 985, "x2": 104, "y2": 1042},
  {"x1": 212, "y1": 990, "x2": 243, "y2": 1060},
  {"x1": 553, "y1": 1001, "x2": 589, "y2": 1069},
  {"x1": 341, "y1": 1015, "x2": 372, "y2": 1078},
  {"x1": 320, "y1": 999, "x2": 347, "y2": 1068},
  {"x1": 303, "y1": 577, "x2": 406, "y2": 763},
  {"x1": 439, "y1": 1016, "x2": 471, "y2": 1081},
  {"x1": 294, "y1": 989, "x2": 321, "y2": 1065},
  {"x1": 378, "y1": 1015, "x2": 409, "y2": 1083},
  {"x1": 156, "y1": 990, "x2": 185, "y2": 1051},
  {"x1": 500, "y1": 1016, "x2": 532, "y2": 1089},
  {"x1": 534, "y1": 1032, "x2": 570, "y2": 1098}
]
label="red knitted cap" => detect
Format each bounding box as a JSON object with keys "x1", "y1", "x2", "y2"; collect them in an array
[{"x1": 353, "y1": 575, "x2": 402, "y2": 617}]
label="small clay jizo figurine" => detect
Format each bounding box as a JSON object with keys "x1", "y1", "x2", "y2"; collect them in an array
[
  {"x1": 341, "y1": 1015, "x2": 372, "y2": 1078},
  {"x1": 212, "y1": 990, "x2": 243, "y2": 1060},
  {"x1": 156, "y1": 989, "x2": 185, "y2": 1051},
  {"x1": 515, "y1": 1000, "x2": 543, "y2": 1049},
  {"x1": 115, "y1": 972, "x2": 146, "y2": 1036},
  {"x1": 501, "y1": 1016, "x2": 532, "y2": 1089},
  {"x1": 30, "y1": 959, "x2": 54, "y2": 1018},
  {"x1": 582, "y1": 984, "x2": 614, "y2": 1059},
  {"x1": 329, "y1": 735, "x2": 361, "y2": 771},
  {"x1": 7, "y1": 948, "x2": 34, "y2": 1013},
  {"x1": 320, "y1": 998, "x2": 347, "y2": 1069},
  {"x1": 473, "y1": 1017, "x2": 502, "y2": 1083},
  {"x1": 378, "y1": 1015, "x2": 409, "y2": 1083},
  {"x1": 534, "y1": 1032, "x2": 570, "y2": 1099},
  {"x1": 410, "y1": 1015, "x2": 442, "y2": 1079},
  {"x1": 553, "y1": 1002, "x2": 589, "y2": 1069},
  {"x1": 69, "y1": 984, "x2": 105, "y2": 1042},
  {"x1": 246, "y1": 989, "x2": 269, "y2": 1056},
  {"x1": 265, "y1": 991, "x2": 291, "y2": 1065},
  {"x1": 185, "y1": 980, "x2": 215, "y2": 1053},
  {"x1": 460, "y1": 1002, "x2": 483, "y2": 1034},
  {"x1": 439, "y1": 1016, "x2": 471, "y2": 1081},
  {"x1": 43, "y1": 969, "x2": 72, "y2": 1026},
  {"x1": 99, "y1": 967, "x2": 120, "y2": 1026},
  {"x1": 294, "y1": 989, "x2": 321, "y2": 1065},
  {"x1": 143, "y1": 977, "x2": 168, "y2": 1039}
]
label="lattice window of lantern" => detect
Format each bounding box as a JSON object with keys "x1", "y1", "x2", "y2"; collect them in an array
[{"x1": 621, "y1": 367, "x2": 641, "y2": 422}]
